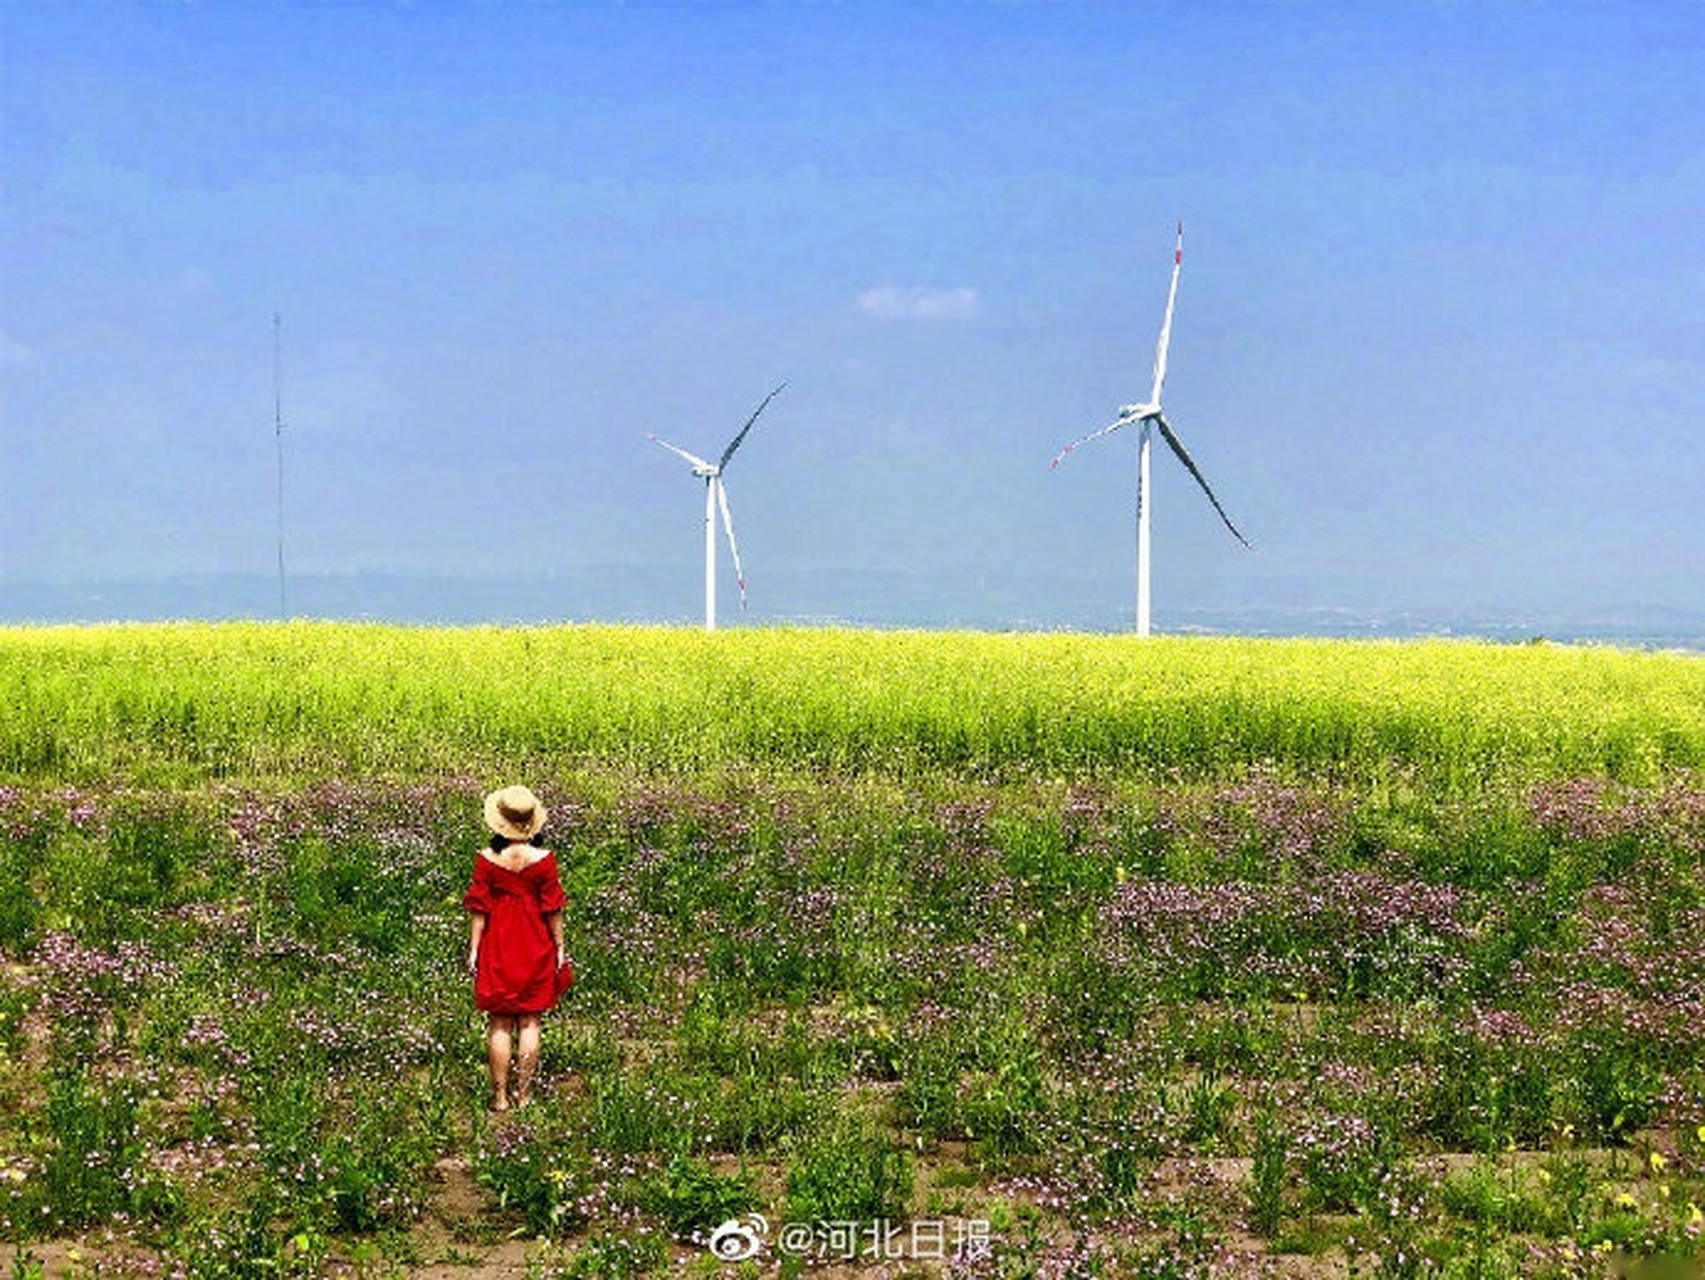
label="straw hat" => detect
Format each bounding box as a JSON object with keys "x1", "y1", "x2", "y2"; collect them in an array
[{"x1": 483, "y1": 785, "x2": 548, "y2": 842}]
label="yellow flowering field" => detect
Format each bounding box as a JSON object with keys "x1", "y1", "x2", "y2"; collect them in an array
[{"x1": 2, "y1": 622, "x2": 1702, "y2": 783}]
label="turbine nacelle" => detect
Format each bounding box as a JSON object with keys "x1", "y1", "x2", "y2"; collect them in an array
[
  {"x1": 1115, "y1": 403, "x2": 1159, "y2": 422},
  {"x1": 646, "y1": 434, "x2": 720, "y2": 477}
]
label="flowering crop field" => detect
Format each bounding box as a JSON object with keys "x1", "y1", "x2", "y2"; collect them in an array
[
  {"x1": 6, "y1": 623, "x2": 1705, "y2": 783},
  {"x1": 1, "y1": 623, "x2": 1703, "y2": 1278}
]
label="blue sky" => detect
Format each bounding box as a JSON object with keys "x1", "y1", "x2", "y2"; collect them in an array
[{"x1": 3, "y1": 2, "x2": 1702, "y2": 630}]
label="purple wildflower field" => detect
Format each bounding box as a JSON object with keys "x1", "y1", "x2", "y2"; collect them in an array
[{"x1": 1, "y1": 763, "x2": 1702, "y2": 1278}]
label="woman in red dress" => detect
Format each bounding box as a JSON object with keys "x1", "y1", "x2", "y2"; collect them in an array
[{"x1": 464, "y1": 784, "x2": 572, "y2": 1111}]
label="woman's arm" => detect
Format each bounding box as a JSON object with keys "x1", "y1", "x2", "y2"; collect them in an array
[
  {"x1": 545, "y1": 910, "x2": 565, "y2": 967},
  {"x1": 467, "y1": 912, "x2": 486, "y2": 977}
]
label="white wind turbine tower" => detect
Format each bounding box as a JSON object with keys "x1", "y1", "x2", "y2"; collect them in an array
[
  {"x1": 1052, "y1": 223, "x2": 1249, "y2": 636},
  {"x1": 648, "y1": 384, "x2": 785, "y2": 632}
]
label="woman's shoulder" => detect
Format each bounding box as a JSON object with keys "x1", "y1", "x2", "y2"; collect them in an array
[{"x1": 478, "y1": 845, "x2": 555, "y2": 873}]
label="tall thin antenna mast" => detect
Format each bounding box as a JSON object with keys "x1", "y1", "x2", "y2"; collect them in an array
[{"x1": 273, "y1": 312, "x2": 287, "y2": 619}]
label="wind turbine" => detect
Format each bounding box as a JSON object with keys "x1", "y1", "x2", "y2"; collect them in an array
[
  {"x1": 1052, "y1": 223, "x2": 1249, "y2": 636},
  {"x1": 648, "y1": 384, "x2": 785, "y2": 632}
]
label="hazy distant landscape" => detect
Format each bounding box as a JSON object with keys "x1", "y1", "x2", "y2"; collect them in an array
[{"x1": 6, "y1": 571, "x2": 1703, "y2": 651}]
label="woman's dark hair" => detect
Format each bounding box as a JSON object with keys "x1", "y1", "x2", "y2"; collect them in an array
[{"x1": 488, "y1": 832, "x2": 546, "y2": 852}]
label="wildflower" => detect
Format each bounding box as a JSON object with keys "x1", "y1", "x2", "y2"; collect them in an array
[
  {"x1": 1687, "y1": 1202, "x2": 1703, "y2": 1226},
  {"x1": 1614, "y1": 1192, "x2": 1637, "y2": 1210},
  {"x1": 1649, "y1": 1151, "x2": 1668, "y2": 1174}
]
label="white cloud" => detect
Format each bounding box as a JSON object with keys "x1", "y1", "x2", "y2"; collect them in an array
[{"x1": 856, "y1": 284, "x2": 981, "y2": 321}]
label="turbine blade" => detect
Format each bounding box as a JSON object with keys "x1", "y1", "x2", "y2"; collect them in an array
[
  {"x1": 1148, "y1": 222, "x2": 1183, "y2": 408},
  {"x1": 1154, "y1": 414, "x2": 1251, "y2": 547},
  {"x1": 714, "y1": 479, "x2": 749, "y2": 610},
  {"x1": 1050, "y1": 414, "x2": 1140, "y2": 469},
  {"x1": 648, "y1": 434, "x2": 714, "y2": 471},
  {"x1": 718, "y1": 382, "x2": 786, "y2": 472}
]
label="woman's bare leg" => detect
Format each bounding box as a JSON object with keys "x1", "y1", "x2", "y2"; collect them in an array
[
  {"x1": 515, "y1": 1015, "x2": 542, "y2": 1107},
  {"x1": 487, "y1": 1015, "x2": 517, "y2": 1110}
]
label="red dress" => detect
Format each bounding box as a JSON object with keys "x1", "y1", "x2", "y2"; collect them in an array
[{"x1": 463, "y1": 850, "x2": 569, "y2": 1015}]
